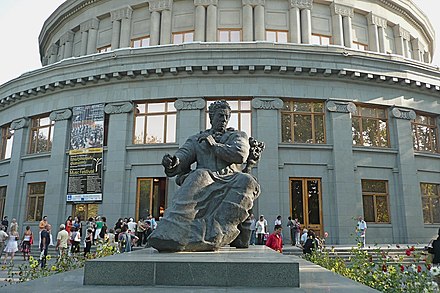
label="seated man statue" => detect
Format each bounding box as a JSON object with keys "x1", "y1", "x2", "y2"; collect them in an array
[{"x1": 148, "y1": 100, "x2": 264, "y2": 252}]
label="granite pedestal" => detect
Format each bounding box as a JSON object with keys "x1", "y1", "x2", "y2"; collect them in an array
[{"x1": 84, "y1": 246, "x2": 299, "y2": 288}]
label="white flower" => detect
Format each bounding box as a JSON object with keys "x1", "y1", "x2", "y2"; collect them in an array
[{"x1": 430, "y1": 266, "x2": 440, "y2": 276}]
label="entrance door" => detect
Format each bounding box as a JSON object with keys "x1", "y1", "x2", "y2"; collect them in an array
[
  {"x1": 290, "y1": 178, "x2": 323, "y2": 237},
  {"x1": 136, "y1": 178, "x2": 167, "y2": 220}
]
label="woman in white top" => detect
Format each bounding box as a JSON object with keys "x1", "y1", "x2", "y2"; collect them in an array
[
  {"x1": 255, "y1": 215, "x2": 267, "y2": 245},
  {"x1": 3, "y1": 226, "x2": 19, "y2": 264}
]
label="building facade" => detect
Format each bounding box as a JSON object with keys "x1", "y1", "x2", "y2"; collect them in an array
[{"x1": 0, "y1": 0, "x2": 439, "y2": 245}]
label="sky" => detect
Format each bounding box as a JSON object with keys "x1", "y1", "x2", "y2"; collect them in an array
[{"x1": 0, "y1": 0, "x2": 439, "y2": 86}]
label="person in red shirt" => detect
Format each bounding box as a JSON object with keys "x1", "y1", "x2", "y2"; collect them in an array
[{"x1": 265, "y1": 225, "x2": 283, "y2": 253}]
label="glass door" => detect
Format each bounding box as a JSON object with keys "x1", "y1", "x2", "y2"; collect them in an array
[
  {"x1": 290, "y1": 178, "x2": 323, "y2": 237},
  {"x1": 136, "y1": 178, "x2": 167, "y2": 220}
]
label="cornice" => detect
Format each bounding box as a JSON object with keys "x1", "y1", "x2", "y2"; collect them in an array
[{"x1": 194, "y1": 0, "x2": 218, "y2": 6}]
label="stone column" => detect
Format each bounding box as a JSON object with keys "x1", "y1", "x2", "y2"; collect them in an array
[
  {"x1": 411, "y1": 38, "x2": 422, "y2": 61},
  {"x1": 194, "y1": 2, "x2": 206, "y2": 41},
  {"x1": 5, "y1": 118, "x2": 29, "y2": 223},
  {"x1": 80, "y1": 18, "x2": 100, "y2": 55},
  {"x1": 160, "y1": 9, "x2": 172, "y2": 45},
  {"x1": 150, "y1": 11, "x2": 161, "y2": 46},
  {"x1": 206, "y1": 1, "x2": 218, "y2": 42},
  {"x1": 289, "y1": 5, "x2": 301, "y2": 44},
  {"x1": 301, "y1": 8, "x2": 312, "y2": 44},
  {"x1": 117, "y1": 7, "x2": 133, "y2": 48},
  {"x1": 378, "y1": 26, "x2": 386, "y2": 53},
  {"x1": 104, "y1": 102, "x2": 133, "y2": 221},
  {"x1": 254, "y1": 4, "x2": 265, "y2": 41},
  {"x1": 251, "y1": 98, "x2": 283, "y2": 231},
  {"x1": 367, "y1": 13, "x2": 379, "y2": 52},
  {"x1": 242, "y1": 3, "x2": 253, "y2": 41},
  {"x1": 174, "y1": 98, "x2": 205, "y2": 143},
  {"x1": 47, "y1": 109, "x2": 72, "y2": 229},
  {"x1": 342, "y1": 14, "x2": 353, "y2": 48},
  {"x1": 326, "y1": 100, "x2": 358, "y2": 244},
  {"x1": 330, "y1": 3, "x2": 344, "y2": 46},
  {"x1": 61, "y1": 31, "x2": 74, "y2": 59},
  {"x1": 111, "y1": 20, "x2": 121, "y2": 50},
  {"x1": 80, "y1": 21, "x2": 89, "y2": 55},
  {"x1": 393, "y1": 25, "x2": 405, "y2": 56},
  {"x1": 48, "y1": 44, "x2": 59, "y2": 64},
  {"x1": 390, "y1": 107, "x2": 420, "y2": 242}
]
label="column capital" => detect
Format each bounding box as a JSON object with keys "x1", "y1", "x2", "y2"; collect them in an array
[
  {"x1": 326, "y1": 100, "x2": 356, "y2": 114},
  {"x1": 252, "y1": 98, "x2": 283, "y2": 110},
  {"x1": 111, "y1": 6, "x2": 133, "y2": 21},
  {"x1": 391, "y1": 107, "x2": 416, "y2": 120},
  {"x1": 367, "y1": 13, "x2": 387, "y2": 28},
  {"x1": 393, "y1": 24, "x2": 410, "y2": 41},
  {"x1": 330, "y1": 3, "x2": 353, "y2": 18},
  {"x1": 174, "y1": 98, "x2": 205, "y2": 110},
  {"x1": 10, "y1": 117, "x2": 29, "y2": 130},
  {"x1": 194, "y1": 0, "x2": 218, "y2": 6},
  {"x1": 50, "y1": 109, "x2": 73, "y2": 121},
  {"x1": 242, "y1": 0, "x2": 265, "y2": 7},
  {"x1": 80, "y1": 18, "x2": 100, "y2": 32},
  {"x1": 60, "y1": 31, "x2": 74, "y2": 45},
  {"x1": 47, "y1": 43, "x2": 59, "y2": 55},
  {"x1": 148, "y1": 0, "x2": 173, "y2": 12},
  {"x1": 104, "y1": 102, "x2": 133, "y2": 114},
  {"x1": 290, "y1": 0, "x2": 313, "y2": 10}
]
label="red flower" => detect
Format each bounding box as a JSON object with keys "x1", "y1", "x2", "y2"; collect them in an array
[
  {"x1": 417, "y1": 265, "x2": 422, "y2": 273},
  {"x1": 382, "y1": 264, "x2": 387, "y2": 272},
  {"x1": 405, "y1": 249, "x2": 411, "y2": 256},
  {"x1": 428, "y1": 264, "x2": 432, "y2": 270},
  {"x1": 410, "y1": 246, "x2": 415, "y2": 251},
  {"x1": 400, "y1": 265, "x2": 404, "y2": 272}
]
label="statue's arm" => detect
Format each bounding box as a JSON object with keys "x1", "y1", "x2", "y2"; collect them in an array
[
  {"x1": 211, "y1": 132, "x2": 250, "y2": 164},
  {"x1": 162, "y1": 138, "x2": 196, "y2": 177}
]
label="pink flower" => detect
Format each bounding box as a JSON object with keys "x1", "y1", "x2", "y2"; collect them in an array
[
  {"x1": 410, "y1": 246, "x2": 415, "y2": 251},
  {"x1": 417, "y1": 265, "x2": 422, "y2": 273},
  {"x1": 400, "y1": 265, "x2": 404, "y2": 272},
  {"x1": 405, "y1": 249, "x2": 411, "y2": 256}
]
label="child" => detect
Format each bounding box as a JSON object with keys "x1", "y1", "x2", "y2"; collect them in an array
[{"x1": 84, "y1": 228, "x2": 93, "y2": 257}]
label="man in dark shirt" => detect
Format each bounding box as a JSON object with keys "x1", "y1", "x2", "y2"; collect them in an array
[
  {"x1": 40, "y1": 224, "x2": 51, "y2": 268},
  {"x1": 1, "y1": 216, "x2": 8, "y2": 232},
  {"x1": 428, "y1": 228, "x2": 440, "y2": 264}
]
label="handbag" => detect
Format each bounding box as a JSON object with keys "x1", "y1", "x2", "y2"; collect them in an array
[{"x1": 30, "y1": 233, "x2": 34, "y2": 245}]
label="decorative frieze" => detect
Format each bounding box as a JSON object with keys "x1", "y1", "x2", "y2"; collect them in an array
[
  {"x1": 10, "y1": 118, "x2": 29, "y2": 130},
  {"x1": 174, "y1": 98, "x2": 205, "y2": 110},
  {"x1": 60, "y1": 31, "x2": 74, "y2": 45},
  {"x1": 242, "y1": 0, "x2": 265, "y2": 7},
  {"x1": 49, "y1": 109, "x2": 73, "y2": 121},
  {"x1": 367, "y1": 13, "x2": 387, "y2": 28},
  {"x1": 111, "y1": 7, "x2": 133, "y2": 21},
  {"x1": 104, "y1": 102, "x2": 133, "y2": 114},
  {"x1": 148, "y1": 0, "x2": 173, "y2": 12},
  {"x1": 326, "y1": 100, "x2": 356, "y2": 114},
  {"x1": 194, "y1": 0, "x2": 217, "y2": 6},
  {"x1": 331, "y1": 3, "x2": 354, "y2": 18},
  {"x1": 290, "y1": 0, "x2": 313, "y2": 10},
  {"x1": 80, "y1": 18, "x2": 100, "y2": 32},
  {"x1": 252, "y1": 98, "x2": 283, "y2": 110},
  {"x1": 391, "y1": 107, "x2": 416, "y2": 120}
]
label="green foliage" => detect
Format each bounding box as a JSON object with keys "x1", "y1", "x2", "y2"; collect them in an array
[
  {"x1": 304, "y1": 245, "x2": 439, "y2": 292},
  {"x1": 1, "y1": 243, "x2": 118, "y2": 286}
]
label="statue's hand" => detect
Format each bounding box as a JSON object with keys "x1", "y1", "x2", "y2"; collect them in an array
[
  {"x1": 198, "y1": 134, "x2": 216, "y2": 146},
  {"x1": 162, "y1": 154, "x2": 179, "y2": 170}
]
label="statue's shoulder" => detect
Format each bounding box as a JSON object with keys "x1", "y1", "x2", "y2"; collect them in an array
[{"x1": 226, "y1": 127, "x2": 248, "y2": 138}]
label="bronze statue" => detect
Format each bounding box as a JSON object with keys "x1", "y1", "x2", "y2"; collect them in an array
[{"x1": 148, "y1": 100, "x2": 264, "y2": 252}]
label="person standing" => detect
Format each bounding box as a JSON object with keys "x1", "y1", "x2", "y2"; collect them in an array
[
  {"x1": 265, "y1": 225, "x2": 283, "y2": 253},
  {"x1": 428, "y1": 228, "x2": 440, "y2": 265},
  {"x1": 286, "y1": 216, "x2": 295, "y2": 245},
  {"x1": 300, "y1": 228, "x2": 308, "y2": 246},
  {"x1": 38, "y1": 216, "x2": 48, "y2": 246},
  {"x1": 9, "y1": 218, "x2": 18, "y2": 233},
  {"x1": 3, "y1": 225, "x2": 19, "y2": 264},
  {"x1": 356, "y1": 216, "x2": 367, "y2": 248},
  {"x1": 0, "y1": 226, "x2": 8, "y2": 259},
  {"x1": 40, "y1": 224, "x2": 51, "y2": 268},
  {"x1": 55, "y1": 224, "x2": 69, "y2": 258},
  {"x1": 21, "y1": 225, "x2": 33, "y2": 261},
  {"x1": 1, "y1": 216, "x2": 8, "y2": 232},
  {"x1": 274, "y1": 215, "x2": 283, "y2": 245},
  {"x1": 303, "y1": 230, "x2": 319, "y2": 255},
  {"x1": 249, "y1": 214, "x2": 256, "y2": 245},
  {"x1": 83, "y1": 228, "x2": 93, "y2": 257},
  {"x1": 255, "y1": 215, "x2": 267, "y2": 245},
  {"x1": 136, "y1": 218, "x2": 147, "y2": 247}
]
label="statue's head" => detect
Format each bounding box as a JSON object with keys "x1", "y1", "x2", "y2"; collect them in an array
[{"x1": 208, "y1": 100, "x2": 231, "y2": 132}]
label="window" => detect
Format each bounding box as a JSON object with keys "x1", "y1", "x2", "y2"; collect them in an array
[
  {"x1": 361, "y1": 180, "x2": 390, "y2": 223},
  {"x1": 266, "y1": 30, "x2": 288, "y2": 43},
  {"x1": 353, "y1": 42, "x2": 368, "y2": 51},
  {"x1": 29, "y1": 115, "x2": 54, "y2": 154},
  {"x1": 206, "y1": 99, "x2": 252, "y2": 135},
  {"x1": 218, "y1": 30, "x2": 241, "y2": 42},
  {"x1": 0, "y1": 124, "x2": 13, "y2": 160},
  {"x1": 97, "y1": 45, "x2": 111, "y2": 53},
  {"x1": 132, "y1": 36, "x2": 150, "y2": 48},
  {"x1": 281, "y1": 100, "x2": 326, "y2": 144},
  {"x1": 311, "y1": 34, "x2": 331, "y2": 45},
  {"x1": 26, "y1": 182, "x2": 45, "y2": 222},
  {"x1": 421, "y1": 183, "x2": 440, "y2": 224},
  {"x1": 412, "y1": 113, "x2": 438, "y2": 153},
  {"x1": 133, "y1": 101, "x2": 176, "y2": 144},
  {"x1": 173, "y1": 31, "x2": 194, "y2": 44},
  {"x1": 0, "y1": 186, "x2": 5, "y2": 220},
  {"x1": 352, "y1": 105, "x2": 389, "y2": 147}
]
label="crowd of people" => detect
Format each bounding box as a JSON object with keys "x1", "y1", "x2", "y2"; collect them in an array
[{"x1": 0, "y1": 214, "x2": 160, "y2": 267}]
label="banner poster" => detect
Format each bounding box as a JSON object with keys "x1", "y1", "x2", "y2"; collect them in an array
[{"x1": 67, "y1": 104, "x2": 104, "y2": 202}]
